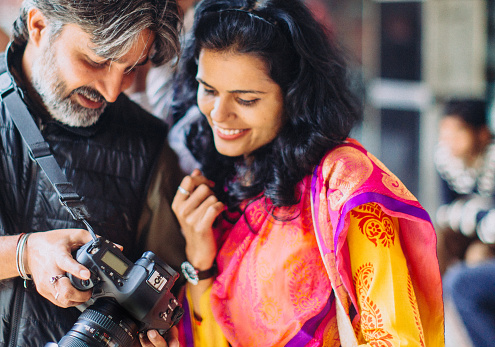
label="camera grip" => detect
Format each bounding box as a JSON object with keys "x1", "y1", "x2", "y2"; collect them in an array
[{"x1": 67, "y1": 271, "x2": 98, "y2": 291}]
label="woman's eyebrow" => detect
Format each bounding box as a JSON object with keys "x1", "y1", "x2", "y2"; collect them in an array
[{"x1": 197, "y1": 78, "x2": 266, "y2": 94}]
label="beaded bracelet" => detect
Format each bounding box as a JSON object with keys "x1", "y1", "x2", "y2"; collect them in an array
[{"x1": 16, "y1": 233, "x2": 32, "y2": 288}]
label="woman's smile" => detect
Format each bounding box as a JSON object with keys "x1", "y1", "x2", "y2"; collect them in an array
[
  {"x1": 213, "y1": 123, "x2": 249, "y2": 139},
  {"x1": 196, "y1": 49, "x2": 284, "y2": 158}
]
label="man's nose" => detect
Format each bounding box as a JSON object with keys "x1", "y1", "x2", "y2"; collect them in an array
[{"x1": 95, "y1": 69, "x2": 133, "y2": 103}]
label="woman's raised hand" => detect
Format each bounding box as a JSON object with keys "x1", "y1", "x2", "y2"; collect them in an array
[{"x1": 172, "y1": 169, "x2": 224, "y2": 271}]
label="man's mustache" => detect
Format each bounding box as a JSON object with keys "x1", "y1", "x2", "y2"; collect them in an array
[{"x1": 70, "y1": 86, "x2": 106, "y2": 104}]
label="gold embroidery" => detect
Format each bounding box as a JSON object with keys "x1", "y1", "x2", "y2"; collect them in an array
[
  {"x1": 351, "y1": 203, "x2": 395, "y2": 248},
  {"x1": 354, "y1": 263, "x2": 394, "y2": 346},
  {"x1": 322, "y1": 147, "x2": 373, "y2": 210},
  {"x1": 407, "y1": 275, "x2": 426, "y2": 347},
  {"x1": 367, "y1": 152, "x2": 416, "y2": 201}
]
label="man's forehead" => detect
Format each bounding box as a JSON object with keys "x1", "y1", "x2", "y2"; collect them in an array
[
  {"x1": 64, "y1": 24, "x2": 154, "y2": 65},
  {"x1": 57, "y1": 24, "x2": 149, "y2": 63}
]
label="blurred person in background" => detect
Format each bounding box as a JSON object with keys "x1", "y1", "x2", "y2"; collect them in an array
[
  {"x1": 434, "y1": 98, "x2": 495, "y2": 274},
  {"x1": 443, "y1": 258, "x2": 495, "y2": 347},
  {"x1": 436, "y1": 99, "x2": 495, "y2": 347}
]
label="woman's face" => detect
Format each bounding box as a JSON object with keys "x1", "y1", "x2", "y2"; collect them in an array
[{"x1": 196, "y1": 49, "x2": 285, "y2": 158}]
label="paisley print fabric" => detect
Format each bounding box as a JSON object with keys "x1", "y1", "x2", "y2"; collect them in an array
[
  {"x1": 348, "y1": 205, "x2": 426, "y2": 346},
  {"x1": 350, "y1": 203, "x2": 395, "y2": 248},
  {"x1": 311, "y1": 139, "x2": 444, "y2": 346},
  {"x1": 180, "y1": 139, "x2": 445, "y2": 346}
]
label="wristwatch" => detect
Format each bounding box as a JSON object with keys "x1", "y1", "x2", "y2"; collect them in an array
[{"x1": 181, "y1": 261, "x2": 217, "y2": 285}]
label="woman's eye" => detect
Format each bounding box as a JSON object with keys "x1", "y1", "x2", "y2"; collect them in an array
[
  {"x1": 238, "y1": 98, "x2": 259, "y2": 106},
  {"x1": 203, "y1": 88, "x2": 215, "y2": 95}
]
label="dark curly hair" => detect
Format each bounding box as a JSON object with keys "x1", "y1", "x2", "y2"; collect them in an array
[{"x1": 172, "y1": 0, "x2": 361, "y2": 209}]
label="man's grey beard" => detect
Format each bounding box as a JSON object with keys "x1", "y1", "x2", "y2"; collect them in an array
[{"x1": 31, "y1": 43, "x2": 107, "y2": 127}]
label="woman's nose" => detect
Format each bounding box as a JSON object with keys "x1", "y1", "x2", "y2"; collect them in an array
[{"x1": 210, "y1": 97, "x2": 233, "y2": 122}]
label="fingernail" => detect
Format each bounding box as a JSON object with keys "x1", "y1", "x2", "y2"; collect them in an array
[
  {"x1": 148, "y1": 330, "x2": 157, "y2": 338},
  {"x1": 80, "y1": 269, "x2": 91, "y2": 279}
]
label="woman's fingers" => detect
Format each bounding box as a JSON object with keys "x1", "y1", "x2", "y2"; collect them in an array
[
  {"x1": 172, "y1": 171, "x2": 222, "y2": 270},
  {"x1": 184, "y1": 193, "x2": 224, "y2": 229}
]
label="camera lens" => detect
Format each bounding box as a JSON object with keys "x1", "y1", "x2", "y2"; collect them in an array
[{"x1": 57, "y1": 298, "x2": 139, "y2": 347}]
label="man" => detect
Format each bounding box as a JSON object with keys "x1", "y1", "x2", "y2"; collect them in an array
[{"x1": 0, "y1": 0, "x2": 186, "y2": 346}]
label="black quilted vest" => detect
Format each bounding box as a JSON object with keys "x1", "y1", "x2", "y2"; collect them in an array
[{"x1": 0, "y1": 45, "x2": 168, "y2": 346}]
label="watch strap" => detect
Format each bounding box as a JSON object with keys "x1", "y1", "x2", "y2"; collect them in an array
[{"x1": 181, "y1": 261, "x2": 217, "y2": 285}]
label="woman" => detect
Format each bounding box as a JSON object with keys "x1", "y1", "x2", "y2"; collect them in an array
[{"x1": 165, "y1": 0, "x2": 444, "y2": 346}]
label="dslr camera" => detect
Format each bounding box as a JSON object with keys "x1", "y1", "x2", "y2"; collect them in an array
[{"x1": 47, "y1": 236, "x2": 184, "y2": 347}]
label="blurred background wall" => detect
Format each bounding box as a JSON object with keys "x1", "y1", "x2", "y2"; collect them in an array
[
  {"x1": 305, "y1": 0, "x2": 490, "y2": 219},
  {"x1": 0, "y1": 0, "x2": 20, "y2": 35},
  {"x1": 1, "y1": 0, "x2": 488, "y2": 216}
]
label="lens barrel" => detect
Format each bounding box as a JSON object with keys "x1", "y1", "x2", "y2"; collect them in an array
[{"x1": 58, "y1": 298, "x2": 139, "y2": 347}]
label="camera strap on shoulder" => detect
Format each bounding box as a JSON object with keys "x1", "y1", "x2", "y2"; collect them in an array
[{"x1": 0, "y1": 71, "x2": 97, "y2": 240}]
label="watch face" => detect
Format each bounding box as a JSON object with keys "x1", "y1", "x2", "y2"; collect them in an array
[{"x1": 181, "y1": 261, "x2": 199, "y2": 285}]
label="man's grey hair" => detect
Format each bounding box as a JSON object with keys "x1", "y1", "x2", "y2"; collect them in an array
[{"x1": 12, "y1": 0, "x2": 181, "y2": 66}]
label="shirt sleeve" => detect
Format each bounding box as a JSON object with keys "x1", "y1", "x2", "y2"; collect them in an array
[
  {"x1": 136, "y1": 144, "x2": 187, "y2": 272},
  {"x1": 346, "y1": 202, "x2": 426, "y2": 346}
]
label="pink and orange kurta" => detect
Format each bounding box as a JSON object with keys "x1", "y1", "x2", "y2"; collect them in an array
[{"x1": 179, "y1": 139, "x2": 445, "y2": 347}]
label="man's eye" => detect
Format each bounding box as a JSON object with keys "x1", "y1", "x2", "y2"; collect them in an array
[
  {"x1": 88, "y1": 59, "x2": 107, "y2": 68},
  {"x1": 124, "y1": 67, "x2": 136, "y2": 75}
]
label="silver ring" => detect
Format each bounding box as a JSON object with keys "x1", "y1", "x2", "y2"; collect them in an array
[
  {"x1": 54, "y1": 292, "x2": 60, "y2": 301},
  {"x1": 49, "y1": 274, "x2": 66, "y2": 286},
  {"x1": 178, "y1": 186, "x2": 191, "y2": 197}
]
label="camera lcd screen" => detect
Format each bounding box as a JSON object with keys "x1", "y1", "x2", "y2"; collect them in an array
[{"x1": 101, "y1": 250, "x2": 128, "y2": 276}]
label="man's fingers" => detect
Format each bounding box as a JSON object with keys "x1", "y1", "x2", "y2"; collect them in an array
[
  {"x1": 166, "y1": 327, "x2": 179, "y2": 347},
  {"x1": 56, "y1": 253, "x2": 91, "y2": 280},
  {"x1": 67, "y1": 229, "x2": 94, "y2": 248},
  {"x1": 138, "y1": 329, "x2": 167, "y2": 347},
  {"x1": 48, "y1": 276, "x2": 91, "y2": 307}
]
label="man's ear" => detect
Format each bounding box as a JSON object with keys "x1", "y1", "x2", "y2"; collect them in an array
[{"x1": 26, "y1": 8, "x2": 48, "y2": 47}]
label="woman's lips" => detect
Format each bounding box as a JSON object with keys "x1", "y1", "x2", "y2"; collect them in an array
[{"x1": 214, "y1": 125, "x2": 249, "y2": 140}]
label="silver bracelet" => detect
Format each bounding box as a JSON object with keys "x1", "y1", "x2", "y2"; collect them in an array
[{"x1": 16, "y1": 233, "x2": 32, "y2": 287}]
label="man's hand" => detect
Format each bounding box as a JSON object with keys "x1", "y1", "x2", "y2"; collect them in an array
[
  {"x1": 25, "y1": 229, "x2": 94, "y2": 307},
  {"x1": 136, "y1": 328, "x2": 179, "y2": 347}
]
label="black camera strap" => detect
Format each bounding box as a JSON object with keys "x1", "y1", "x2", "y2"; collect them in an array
[{"x1": 0, "y1": 71, "x2": 97, "y2": 240}]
